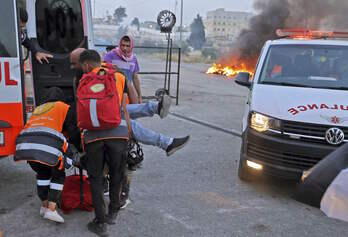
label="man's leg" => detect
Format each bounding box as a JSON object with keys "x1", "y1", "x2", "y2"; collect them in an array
[
  {"x1": 126, "y1": 101, "x2": 157, "y2": 119},
  {"x1": 43, "y1": 166, "x2": 65, "y2": 223},
  {"x1": 130, "y1": 120, "x2": 190, "y2": 156},
  {"x1": 131, "y1": 119, "x2": 172, "y2": 150},
  {"x1": 28, "y1": 162, "x2": 51, "y2": 216},
  {"x1": 104, "y1": 139, "x2": 128, "y2": 224},
  {"x1": 120, "y1": 167, "x2": 134, "y2": 209},
  {"x1": 85, "y1": 140, "x2": 108, "y2": 236},
  {"x1": 126, "y1": 95, "x2": 171, "y2": 119}
]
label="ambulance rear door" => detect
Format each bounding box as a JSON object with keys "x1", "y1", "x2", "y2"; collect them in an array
[
  {"x1": 0, "y1": 0, "x2": 26, "y2": 157},
  {"x1": 26, "y1": 0, "x2": 93, "y2": 105}
]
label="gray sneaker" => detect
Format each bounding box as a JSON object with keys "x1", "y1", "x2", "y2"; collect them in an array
[
  {"x1": 166, "y1": 136, "x2": 190, "y2": 157},
  {"x1": 158, "y1": 94, "x2": 172, "y2": 119}
]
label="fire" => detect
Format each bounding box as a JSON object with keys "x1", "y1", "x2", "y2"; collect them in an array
[{"x1": 206, "y1": 63, "x2": 254, "y2": 78}]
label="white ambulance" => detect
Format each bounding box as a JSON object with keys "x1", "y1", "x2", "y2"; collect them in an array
[
  {"x1": 235, "y1": 29, "x2": 348, "y2": 181},
  {"x1": 0, "y1": 0, "x2": 94, "y2": 157}
]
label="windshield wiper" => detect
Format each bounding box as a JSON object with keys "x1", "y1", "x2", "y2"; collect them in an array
[
  {"x1": 261, "y1": 81, "x2": 313, "y2": 88},
  {"x1": 325, "y1": 86, "x2": 348, "y2": 90}
]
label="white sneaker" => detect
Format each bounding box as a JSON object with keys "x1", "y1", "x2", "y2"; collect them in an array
[
  {"x1": 159, "y1": 94, "x2": 172, "y2": 119},
  {"x1": 120, "y1": 198, "x2": 131, "y2": 209},
  {"x1": 43, "y1": 210, "x2": 65, "y2": 223},
  {"x1": 40, "y1": 207, "x2": 48, "y2": 217}
]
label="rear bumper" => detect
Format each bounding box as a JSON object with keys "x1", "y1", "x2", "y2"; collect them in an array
[{"x1": 241, "y1": 128, "x2": 337, "y2": 180}]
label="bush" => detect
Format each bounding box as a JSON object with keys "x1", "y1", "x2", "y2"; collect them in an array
[{"x1": 201, "y1": 48, "x2": 218, "y2": 60}]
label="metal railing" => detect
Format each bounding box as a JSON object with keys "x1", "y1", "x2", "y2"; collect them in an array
[{"x1": 95, "y1": 44, "x2": 182, "y2": 105}]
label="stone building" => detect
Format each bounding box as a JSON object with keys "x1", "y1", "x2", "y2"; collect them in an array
[{"x1": 205, "y1": 8, "x2": 252, "y2": 46}]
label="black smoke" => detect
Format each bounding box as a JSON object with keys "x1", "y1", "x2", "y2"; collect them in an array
[{"x1": 235, "y1": 0, "x2": 348, "y2": 65}]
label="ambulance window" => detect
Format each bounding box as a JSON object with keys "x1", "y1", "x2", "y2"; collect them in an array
[
  {"x1": 0, "y1": 0, "x2": 17, "y2": 57},
  {"x1": 36, "y1": 0, "x2": 84, "y2": 54}
]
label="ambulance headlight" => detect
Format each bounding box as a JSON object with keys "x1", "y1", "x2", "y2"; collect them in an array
[{"x1": 250, "y1": 112, "x2": 281, "y2": 133}]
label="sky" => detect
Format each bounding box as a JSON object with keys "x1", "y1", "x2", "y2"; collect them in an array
[{"x1": 93, "y1": 0, "x2": 254, "y2": 26}]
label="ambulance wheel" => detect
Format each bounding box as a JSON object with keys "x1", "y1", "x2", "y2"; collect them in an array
[{"x1": 155, "y1": 88, "x2": 168, "y2": 100}]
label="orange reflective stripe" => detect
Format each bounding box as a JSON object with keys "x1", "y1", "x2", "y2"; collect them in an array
[
  {"x1": 62, "y1": 141, "x2": 68, "y2": 153},
  {"x1": 58, "y1": 156, "x2": 64, "y2": 170},
  {"x1": 25, "y1": 102, "x2": 69, "y2": 132}
]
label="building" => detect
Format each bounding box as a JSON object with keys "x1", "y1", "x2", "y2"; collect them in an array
[{"x1": 205, "y1": 8, "x2": 252, "y2": 45}]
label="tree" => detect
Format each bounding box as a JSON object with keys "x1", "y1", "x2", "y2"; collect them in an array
[
  {"x1": 188, "y1": 14, "x2": 206, "y2": 50},
  {"x1": 131, "y1": 17, "x2": 140, "y2": 31},
  {"x1": 113, "y1": 6, "x2": 127, "y2": 25}
]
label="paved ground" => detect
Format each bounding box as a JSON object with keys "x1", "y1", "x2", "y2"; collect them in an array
[{"x1": 1, "y1": 59, "x2": 348, "y2": 237}]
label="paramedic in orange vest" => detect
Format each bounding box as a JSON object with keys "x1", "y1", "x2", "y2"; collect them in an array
[
  {"x1": 17, "y1": 87, "x2": 80, "y2": 223},
  {"x1": 78, "y1": 50, "x2": 129, "y2": 236}
]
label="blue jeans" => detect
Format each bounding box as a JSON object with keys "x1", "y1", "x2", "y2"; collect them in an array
[
  {"x1": 126, "y1": 101, "x2": 158, "y2": 119},
  {"x1": 124, "y1": 101, "x2": 173, "y2": 150}
]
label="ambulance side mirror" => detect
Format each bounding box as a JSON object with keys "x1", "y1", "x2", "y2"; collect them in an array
[{"x1": 235, "y1": 72, "x2": 251, "y2": 88}]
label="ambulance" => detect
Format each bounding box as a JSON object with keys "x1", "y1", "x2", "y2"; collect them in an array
[
  {"x1": 235, "y1": 29, "x2": 348, "y2": 181},
  {"x1": 0, "y1": 0, "x2": 94, "y2": 157}
]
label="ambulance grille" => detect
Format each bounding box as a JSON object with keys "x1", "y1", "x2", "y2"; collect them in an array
[
  {"x1": 283, "y1": 121, "x2": 348, "y2": 143},
  {"x1": 247, "y1": 142, "x2": 322, "y2": 170}
]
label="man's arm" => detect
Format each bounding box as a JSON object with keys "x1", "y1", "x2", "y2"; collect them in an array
[
  {"x1": 126, "y1": 80, "x2": 138, "y2": 104},
  {"x1": 21, "y1": 31, "x2": 53, "y2": 64},
  {"x1": 133, "y1": 72, "x2": 142, "y2": 103}
]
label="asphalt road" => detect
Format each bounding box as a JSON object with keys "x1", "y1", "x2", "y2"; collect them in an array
[{"x1": 1, "y1": 60, "x2": 348, "y2": 237}]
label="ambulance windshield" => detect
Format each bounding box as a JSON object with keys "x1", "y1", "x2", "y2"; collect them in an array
[
  {"x1": 0, "y1": 0, "x2": 18, "y2": 58},
  {"x1": 259, "y1": 44, "x2": 348, "y2": 90}
]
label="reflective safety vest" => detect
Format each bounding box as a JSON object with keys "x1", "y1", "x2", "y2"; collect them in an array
[
  {"x1": 24, "y1": 101, "x2": 70, "y2": 132},
  {"x1": 14, "y1": 102, "x2": 71, "y2": 168}
]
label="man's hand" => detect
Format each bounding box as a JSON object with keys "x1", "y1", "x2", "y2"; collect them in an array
[
  {"x1": 138, "y1": 95, "x2": 142, "y2": 103},
  {"x1": 35, "y1": 52, "x2": 53, "y2": 64}
]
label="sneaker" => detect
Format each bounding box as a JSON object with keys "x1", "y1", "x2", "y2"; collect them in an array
[
  {"x1": 106, "y1": 209, "x2": 119, "y2": 225},
  {"x1": 87, "y1": 218, "x2": 109, "y2": 237},
  {"x1": 120, "y1": 191, "x2": 131, "y2": 209},
  {"x1": 43, "y1": 210, "x2": 64, "y2": 223},
  {"x1": 120, "y1": 198, "x2": 131, "y2": 210},
  {"x1": 40, "y1": 206, "x2": 48, "y2": 217},
  {"x1": 103, "y1": 178, "x2": 109, "y2": 196},
  {"x1": 158, "y1": 94, "x2": 171, "y2": 119},
  {"x1": 166, "y1": 136, "x2": 190, "y2": 157}
]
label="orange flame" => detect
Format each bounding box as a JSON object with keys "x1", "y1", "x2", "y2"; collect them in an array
[{"x1": 206, "y1": 63, "x2": 254, "y2": 78}]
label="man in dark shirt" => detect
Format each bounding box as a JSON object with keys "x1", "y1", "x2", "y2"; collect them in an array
[{"x1": 19, "y1": 8, "x2": 53, "y2": 64}]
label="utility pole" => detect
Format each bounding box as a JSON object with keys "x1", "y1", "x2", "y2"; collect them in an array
[
  {"x1": 93, "y1": 0, "x2": 96, "y2": 17},
  {"x1": 179, "y1": 0, "x2": 183, "y2": 43}
]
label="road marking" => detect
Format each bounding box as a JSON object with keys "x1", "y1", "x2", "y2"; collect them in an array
[{"x1": 169, "y1": 112, "x2": 242, "y2": 137}]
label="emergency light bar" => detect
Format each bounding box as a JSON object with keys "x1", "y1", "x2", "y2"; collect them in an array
[{"x1": 276, "y1": 29, "x2": 348, "y2": 39}]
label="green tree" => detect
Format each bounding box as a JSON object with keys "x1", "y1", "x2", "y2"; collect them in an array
[
  {"x1": 113, "y1": 6, "x2": 127, "y2": 25},
  {"x1": 131, "y1": 17, "x2": 140, "y2": 31},
  {"x1": 188, "y1": 14, "x2": 206, "y2": 50}
]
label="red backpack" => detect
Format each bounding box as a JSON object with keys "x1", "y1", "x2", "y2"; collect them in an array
[{"x1": 77, "y1": 68, "x2": 121, "y2": 130}]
